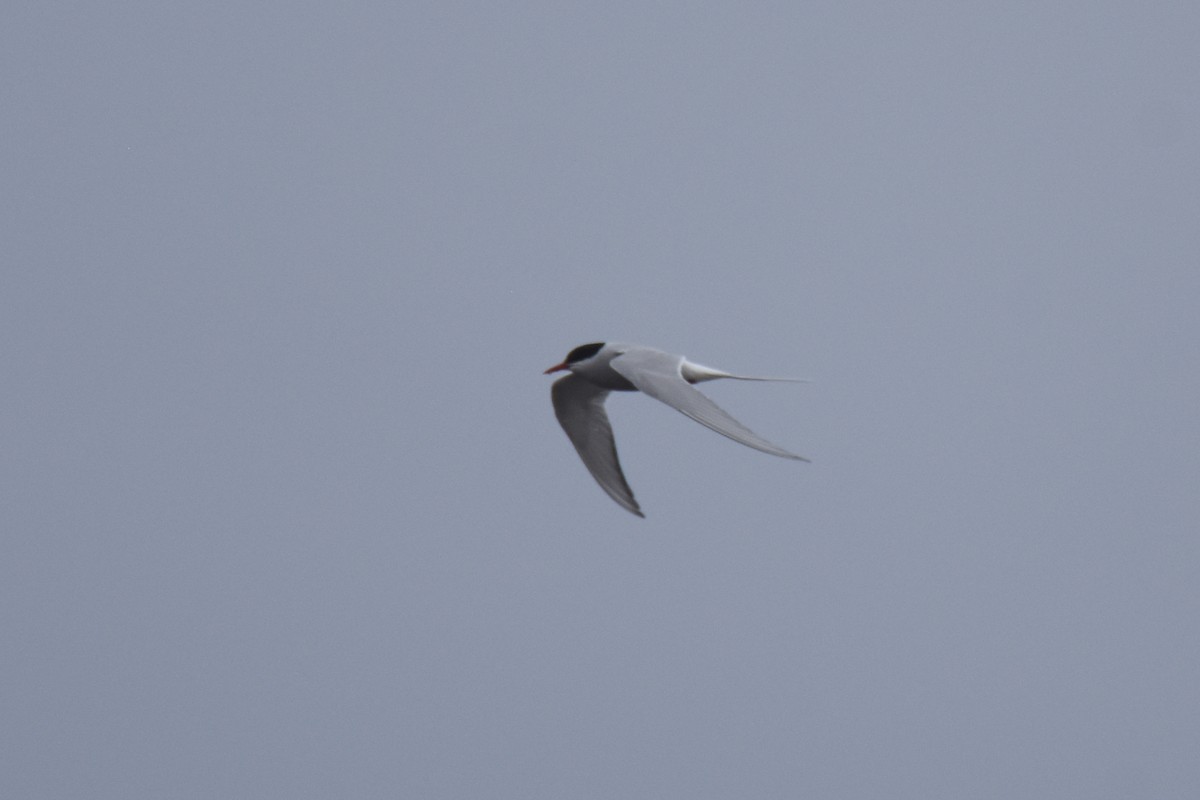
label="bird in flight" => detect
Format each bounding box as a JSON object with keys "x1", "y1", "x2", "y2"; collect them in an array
[{"x1": 544, "y1": 342, "x2": 808, "y2": 517}]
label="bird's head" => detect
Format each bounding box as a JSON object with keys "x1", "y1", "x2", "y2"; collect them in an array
[{"x1": 543, "y1": 342, "x2": 606, "y2": 374}]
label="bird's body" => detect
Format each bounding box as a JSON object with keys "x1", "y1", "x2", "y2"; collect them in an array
[{"x1": 544, "y1": 342, "x2": 807, "y2": 517}]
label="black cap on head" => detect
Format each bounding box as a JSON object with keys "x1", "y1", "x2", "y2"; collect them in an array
[{"x1": 566, "y1": 342, "x2": 604, "y2": 364}]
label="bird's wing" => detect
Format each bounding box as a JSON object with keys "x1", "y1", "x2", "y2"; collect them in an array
[
  {"x1": 551, "y1": 374, "x2": 644, "y2": 517},
  {"x1": 610, "y1": 349, "x2": 809, "y2": 461}
]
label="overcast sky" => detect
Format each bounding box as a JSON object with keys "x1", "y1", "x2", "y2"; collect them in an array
[{"x1": 4, "y1": 2, "x2": 1199, "y2": 798}]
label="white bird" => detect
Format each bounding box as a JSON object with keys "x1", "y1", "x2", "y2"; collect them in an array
[{"x1": 544, "y1": 342, "x2": 808, "y2": 517}]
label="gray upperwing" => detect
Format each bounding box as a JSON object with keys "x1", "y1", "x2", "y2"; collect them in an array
[
  {"x1": 610, "y1": 350, "x2": 809, "y2": 461},
  {"x1": 551, "y1": 374, "x2": 644, "y2": 517}
]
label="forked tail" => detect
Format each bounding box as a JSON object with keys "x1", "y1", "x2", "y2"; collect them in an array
[{"x1": 681, "y1": 359, "x2": 809, "y2": 384}]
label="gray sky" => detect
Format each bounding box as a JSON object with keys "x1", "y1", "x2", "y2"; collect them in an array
[{"x1": 4, "y1": 2, "x2": 1199, "y2": 798}]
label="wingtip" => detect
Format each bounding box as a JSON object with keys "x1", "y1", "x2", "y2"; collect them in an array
[{"x1": 623, "y1": 502, "x2": 646, "y2": 518}]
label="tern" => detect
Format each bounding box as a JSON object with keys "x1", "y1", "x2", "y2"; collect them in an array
[{"x1": 544, "y1": 342, "x2": 808, "y2": 517}]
